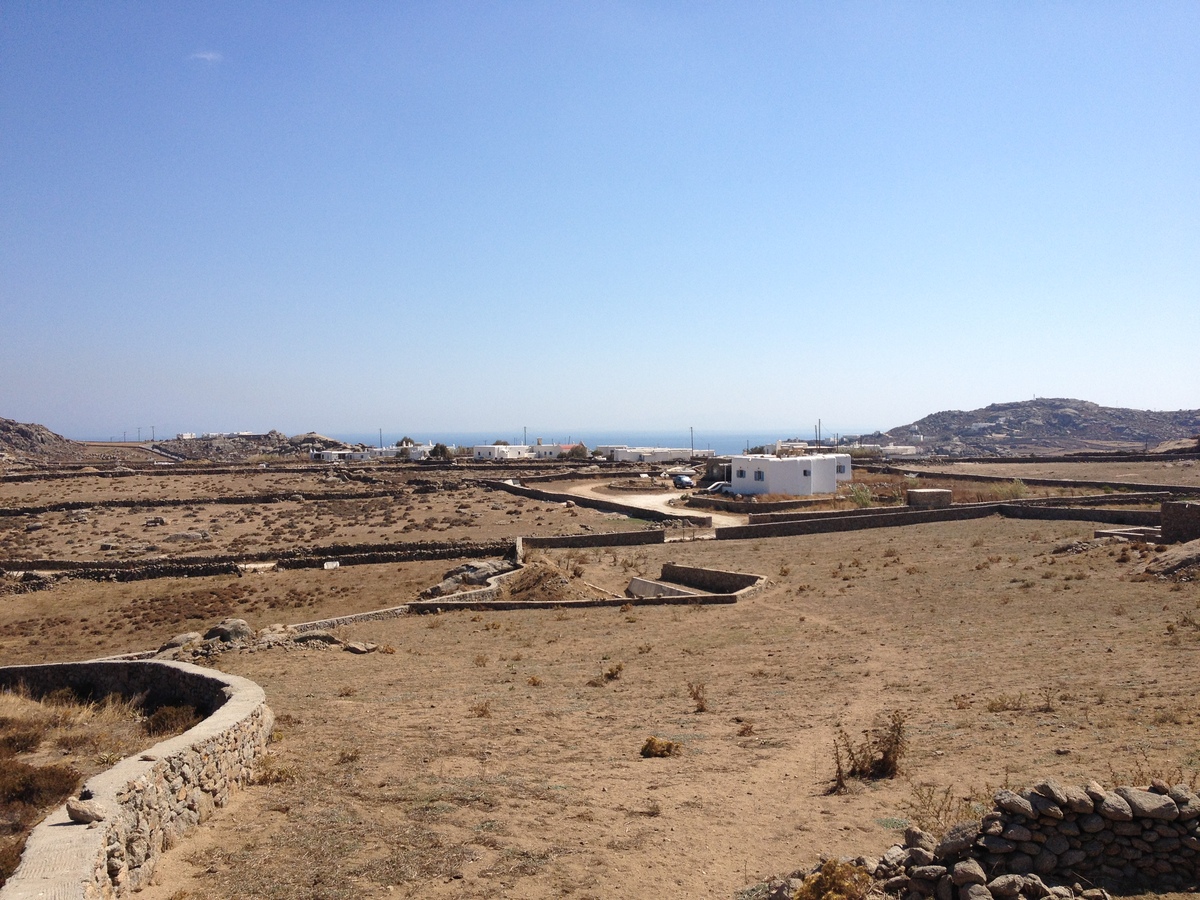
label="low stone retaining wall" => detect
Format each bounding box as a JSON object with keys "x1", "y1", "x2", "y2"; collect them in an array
[
  {"x1": 866, "y1": 465, "x2": 1200, "y2": 497},
  {"x1": 521, "y1": 530, "x2": 665, "y2": 550},
  {"x1": 3, "y1": 539, "x2": 514, "y2": 582},
  {"x1": 687, "y1": 494, "x2": 832, "y2": 514},
  {"x1": 484, "y1": 479, "x2": 712, "y2": 527},
  {"x1": 844, "y1": 778, "x2": 1200, "y2": 900},
  {"x1": 1162, "y1": 501, "x2": 1200, "y2": 543},
  {"x1": 660, "y1": 562, "x2": 762, "y2": 594},
  {"x1": 725, "y1": 502, "x2": 1164, "y2": 541},
  {"x1": 996, "y1": 505, "x2": 1161, "y2": 527},
  {"x1": 0, "y1": 660, "x2": 273, "y2": 899},
  {"x1": 719, "y1": 505, "x2": 1000, "y2": 540}
]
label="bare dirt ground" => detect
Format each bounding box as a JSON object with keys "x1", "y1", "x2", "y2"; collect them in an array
[
  {"x1": 555, "y1": 479, "x2": 747, "y2": 528},
  {"x1": 3, "y1": 464, "x2": 1198, "y2": 898},
  {"x1": 0, "y1": 476, "x2": 647, "y2": 563},
  {"x1": 914, "y1": 461, "x2": 1200, "y2": 489}
]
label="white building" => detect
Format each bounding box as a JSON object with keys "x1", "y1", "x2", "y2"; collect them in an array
[
  {"x1": 612, "y1": 447, "x2": 714, "y2": 464},
  {"x1": 473, "y1": 444, "x2": 534, "y2": 461},
  {"x1": 728, "y1": 453, "x2": 850, "y2": 496},
  {"x1": 531, "y1": 441, "x2": 576, "y2": 459},
  {"x1": 312, "y1": 449, "x2": 352, "y2": 462}
]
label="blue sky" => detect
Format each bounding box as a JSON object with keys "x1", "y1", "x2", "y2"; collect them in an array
[{"x1": 2, "y1": 2, "x2": 1197, "y2": 440}]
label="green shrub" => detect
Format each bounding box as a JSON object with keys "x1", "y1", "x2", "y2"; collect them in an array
[{"x1": 847, "y1": 484, "x2": 872, "y2": 508}]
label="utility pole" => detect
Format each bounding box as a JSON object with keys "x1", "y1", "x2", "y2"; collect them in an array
[
  {"x1": 137, "y1": 427, "x2": 141, "y2": 442},
  {"x1": 523, "y1": 426, "x2": 527, "y2": 446},
  {"x1": 690, "y1": 426, "x2": 694, "y2": 457},
  {"x1": 379, "y1": 428, "x2": 383, "y2": 449},
  {"x1": 151, "y1": 426, "x2": 155, "y2": 441}
]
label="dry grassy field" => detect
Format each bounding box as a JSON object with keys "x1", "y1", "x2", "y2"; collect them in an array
[
  {"x1": 914, "y1": 461, "x2": 1200, "y2": 489},
  {"x1": 2, "y1": 466, "x2": 1199, "y2": 899}
]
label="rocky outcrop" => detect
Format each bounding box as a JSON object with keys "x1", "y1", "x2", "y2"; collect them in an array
[
  {"x1": 875, "y1": 399, "x2": 1200, "y2": 455},
  {"x1": 0, "y1": 417, "x2": 86, "y2": 462}
]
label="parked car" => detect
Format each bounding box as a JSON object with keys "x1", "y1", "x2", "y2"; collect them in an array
[{"x1": 672, "y1": 474, "x2": 695, "y2": 489}]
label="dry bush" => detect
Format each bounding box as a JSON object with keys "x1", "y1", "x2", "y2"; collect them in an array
[
  {"x1": 143, "y1": 704, "x2": 201, "y2": 737},
  {"x1": 792, "y1": 859, "x2": 873, "y2": 900},
  {"x1": 986, "y1": 693, "x2": 1027, "y2": 713},
  {"x1": 469, "y1": 700, "x2": 492, "y2": 719},
  {"x1": 901, "y1": 781, "x2": 989, "y2": 837},
  {"x1": 640, "y1": 736, "x2": 681, "y2": 758},
  {"x1": 254, "y1": 755, "x2": 298, "y2": 785},
  {"x1": 831, "y1": 711, "x2": 907, "y2": 792},
  {"x1": 687, "y1": 681, "x2": 707, "y2": 713}
]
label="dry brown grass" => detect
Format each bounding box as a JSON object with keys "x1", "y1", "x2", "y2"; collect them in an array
[
  {"x1": 3, "y1": 466, "x2": 1199, "y2": 899},
  {"x1": 0, "y1": 686, "x2": 201, "y2": 886}
]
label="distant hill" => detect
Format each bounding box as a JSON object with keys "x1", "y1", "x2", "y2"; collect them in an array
[
  {"x1": 877, "y1": 399, "x2": 1200, "y2": 456},
  {"x1": 0, "y1": 417, "x2": 87, "y2": 463}
]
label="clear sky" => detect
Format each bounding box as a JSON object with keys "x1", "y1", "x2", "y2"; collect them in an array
[{"x1": 2, "y1": 2, "x2": 1197, "y2": 440}]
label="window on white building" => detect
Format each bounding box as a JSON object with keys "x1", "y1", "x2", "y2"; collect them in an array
[
  {"x1": 735, "y1": 469, "x2": 746, "y2": 479},
  {"x1": 753, "y1": 471, "x2": 765, "y2": 481},
  {"x1": 836, "y1": 465, "x2": 846, "y2": 473},
  {"x1": 803, "y1": 469, "x2": 810, "y2": 476}
]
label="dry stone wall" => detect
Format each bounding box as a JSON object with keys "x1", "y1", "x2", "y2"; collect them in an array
[
  {"x1": 1162, "y1": 501, "x2": 1200, "y2": 543},
  {"x1": 0, "y1": 660, "x2": 273, "y2": 900},
  {"x1": 766, "y1": 778, "x2": 1200, "y2": 900}
]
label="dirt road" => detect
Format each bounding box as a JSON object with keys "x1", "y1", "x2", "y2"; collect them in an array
[{"x1": 555, "y1": 480, "x2": 746, "y2": 528}]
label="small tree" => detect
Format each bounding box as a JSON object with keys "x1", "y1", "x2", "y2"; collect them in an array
[
  {"x1": 493, "y1": 439, "x2": 509, "y2": 446},
  {"x1": 395, "y1": 436, "x2": 415, "y2": 447},
  {"x1": 563, "y1": 442, "x2": 589, "y2": 460},
  {"x1": 429, "y1": 443, "x2": 452, "y2": 460}
]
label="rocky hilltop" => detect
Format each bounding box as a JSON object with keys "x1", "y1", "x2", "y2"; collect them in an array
[
  {"x1": 151, "y1": 431, "x2": 352, "y2": 463},
  {"x1": 880, "y1": 399, "x2": 1200, "y2": 456},
  {"x1": 0, "y1": 417, "x2": 86, "y2": 462}
]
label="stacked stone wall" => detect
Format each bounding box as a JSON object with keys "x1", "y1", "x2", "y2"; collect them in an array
[
  {"x1": 660, "y1": 562, "x2": 761, "y2": 594},
  {"x1": 996, "y1": 506, "x2": 1161, "y2": 527},
  {"x1": 788, "y1": 778, "x2": 1200, "y2": 900},
  {"x1": 484, "y1": 479, "x2": 712, "y2": 526},
  {"x1": 522, "y1": 530, "x2": 665, "y2": 550},
  {"x1": 1161, "y1": 502, "x2": 1200, "y2": 543},
  {"x1": 0, "y1": 661, "x2": 273, "y2": 900}
]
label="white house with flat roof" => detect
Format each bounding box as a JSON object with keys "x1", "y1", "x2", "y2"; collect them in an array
[
  {"x1": 729, "y1": 453, "x2": 849, "y2": 496},
  {"x1": 474, "y1": 444, "x2": 535, "y2": 461},
  {"x1": 612, "y1": 447, "x2": 714, "y2": 464}
]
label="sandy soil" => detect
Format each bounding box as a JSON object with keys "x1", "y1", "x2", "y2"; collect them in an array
[{"x1": 3, "y1": 504, "x2": 1197, "y2": 898}]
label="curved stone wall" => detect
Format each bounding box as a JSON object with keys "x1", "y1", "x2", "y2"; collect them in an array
[{"x1": 0, "y1": 660, "x2": 273, "y2": 900}]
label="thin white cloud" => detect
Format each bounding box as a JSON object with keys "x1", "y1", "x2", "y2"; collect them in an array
[{"x1": 189, "y1": 51, "x2": 222, "y2": 63}]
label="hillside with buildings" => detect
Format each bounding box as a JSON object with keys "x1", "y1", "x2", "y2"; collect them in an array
[{"x1": 876, "y1": 399, "x2": 1200, "y2": 456}]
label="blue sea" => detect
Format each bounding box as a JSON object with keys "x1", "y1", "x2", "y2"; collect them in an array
[{"x1": 329, "y1": 428, "x2": 876, "y2": 456}]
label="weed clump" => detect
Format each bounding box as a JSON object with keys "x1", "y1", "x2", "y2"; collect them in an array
[
  {"x1": 792, "y1": 859, "x2": 873, "y2": 900},
  {"x1": 640, "y1": 736, "x2": 681, "y2": 758},
  {"x1": 831, "y1": 711, "x2": 907, "y2": 792}
]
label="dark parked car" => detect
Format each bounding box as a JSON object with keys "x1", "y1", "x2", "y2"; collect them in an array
[{"x1": 672, "y1": 475, "x2": 695, "y2": 489}]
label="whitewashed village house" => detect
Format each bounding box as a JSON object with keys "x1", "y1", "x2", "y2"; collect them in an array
[{"x1": 728, "y1": 453, "x2": 852, "y2": 496}]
